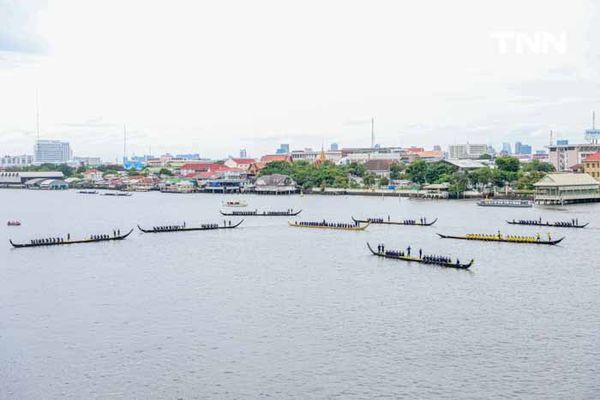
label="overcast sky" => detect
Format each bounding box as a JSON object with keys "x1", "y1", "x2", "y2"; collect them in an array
[{"x1": 1, "y1": 0, "x2": 599, "y2": 161}]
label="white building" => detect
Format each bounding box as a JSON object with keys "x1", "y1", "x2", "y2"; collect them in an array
[
  {"x1": 290, "y1": 149, "x2": 342, "y2": 163},
  {"x1": 1, "y1": 154, "x2": 34, "y2": 167},
  {"x1": 34, "y1": 140, "x2": 72, "y2": 164},
  {"x1": 448, "y1": 143, "x2": 487, "y2": 159},
  {"x1": 72, "y1": 156, "x2": 102, "y2": 166}
]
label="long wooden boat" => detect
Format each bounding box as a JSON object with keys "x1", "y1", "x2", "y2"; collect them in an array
[
  {"x1": 103, "y1": 192, "x2": 132, "y2": 197},
  {"x1": 288, "y1": 221, "x2": 370, "y2": 231},
  {"x1": 352, "y1": 217, "x2": 437, "y2": 226},
  {"x1": 137, "y1": 220, "x2": 244, "y2": 233},
  {"x1": 477, "y1": 199, "x2": 532, "y2": 208},
  {"x1": 10, "y1": 229, "x2": 133, "y2": 248},
  {"x1": 366, "y1": 243, "x2": 473, "y2": 269},
  {"x1": 506, "y1": 220, "x2": 588, "y2": 228},
  {"x1": 436, "y1": 233, "x2": 564, "y2": 245},
  {"x1": 220, "y1": 209, "x2": 302, "y2": 216}
]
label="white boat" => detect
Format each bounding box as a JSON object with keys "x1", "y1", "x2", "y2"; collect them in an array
[
  {"x1": 222, "y1": 200, "x2": 248, "y2": 208},
  {"x1": 477, "y1": 199, "x2": 533, "y2": 208}
]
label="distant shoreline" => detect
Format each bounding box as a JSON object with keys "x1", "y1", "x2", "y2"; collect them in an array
[{"x1": 1, "y1": 186, "x2": 537, "y2": 200}]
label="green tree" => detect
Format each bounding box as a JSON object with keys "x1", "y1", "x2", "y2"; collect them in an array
[
  {"x1": 448, "y1": 171, "x2": 469, "y2": 195},
  {"x1": 363, "y1": 172, "x2": 376, "y2": 187},
  {"x1": 389, "y1": 162, "x2": 404, "y2": 180},
  {"x1": 346, "y1": 162, "x2": 367, "y2": 177},
  {"x1": 522, "y1": 159, "x2": 555, "y2": 173},
  {"x1": 379, "y1": 176, "x2": 390, "y2": 187},
  {"x1": 406, "y1": 159, "x2": 428, "y2": 184},
  {"x1": 425, "y1": 162, "x2": 456, "y2": 183},
  {"x1": 159, "y1": 168, "x2": 173, "y2": 176},
  {"x1": 495, "y1": 156, "x2": 520, "y2": 173}
]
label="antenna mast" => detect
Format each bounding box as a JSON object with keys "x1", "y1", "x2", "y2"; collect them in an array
[
  {"x1": 123, "y1": 124, "x2": 127, "y2": 163},
  {"x1": 370, "y1": 117, "x2": 375, "y2": 148},
  {"x1": 35, "y1": 90, "x2": 40, "y2": 142}
]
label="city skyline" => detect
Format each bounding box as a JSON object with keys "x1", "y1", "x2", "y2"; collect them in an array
[{"x1": 1, "y1": 0, "x2": 600, "y2": 160}]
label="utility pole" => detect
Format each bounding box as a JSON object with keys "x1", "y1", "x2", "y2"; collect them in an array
[{"x1": 35, "y1": 90, "x2": 40, "y2": 142}]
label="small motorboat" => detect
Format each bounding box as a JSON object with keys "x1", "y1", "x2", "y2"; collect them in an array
[
  {"x1": 222, "y1": 200, "x2": 248, "y2": 208},
  {"x1": 7, "y1": 221, "x2": 21, "y2": 226}
]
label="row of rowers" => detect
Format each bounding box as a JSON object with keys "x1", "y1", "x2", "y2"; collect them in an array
[{"x1": 465, "y1": 231, "x2": 554, "y2": 242}]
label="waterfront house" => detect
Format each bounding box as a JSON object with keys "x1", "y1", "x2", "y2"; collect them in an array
[
  {"x1": 179, "y1": 163, "x2": 227, "y2": 177},
  {"x1": 0, "y1": 171, "x2": 65, "y2": 188},
  {"x1": 224, "y1": 157, "x2": 256, "y2": 170},
  {"x1": 364, "y1": 159, "x2": 395, "y2": 177},
  {"x1": 255, "y1": 174, "x2": 298, "y2": 195},
  {"x1": 82, "y1": 168, "x2": 103, "y2": 181},
  {"x1": 39, "y1": 179, "x2": 69, "y2": 190},
  {"x1": 583, "y1": 151, "x2": 600, "y2": 180},
  {"x1": 441, "y1": 159, "x2": 488, "y2": 171},
  {"x1": 533, "y1": 173, "x2": 600, "y2": 205}
]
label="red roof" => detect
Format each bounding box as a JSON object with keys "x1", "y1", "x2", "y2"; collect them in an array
[
  {"x1": 406, "y1": 147, "x2": 425, "y2": 153},
  {"x1": 261, "y1": 154, "x2": 290, "y2": 163},
  {"x1": 585, "y1": 151, "x2": 600, "y2": 162},
  {"x1": 180, "y1": 163, "x2": 226, "y2": 171},
  {"x1": 230, "y1": 158, "x2": 256, "y2": 164}
]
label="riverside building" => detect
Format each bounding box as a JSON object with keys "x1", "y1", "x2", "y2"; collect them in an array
[{"x1": 533, "y1": 173, "x2": 600, "y2": 205}]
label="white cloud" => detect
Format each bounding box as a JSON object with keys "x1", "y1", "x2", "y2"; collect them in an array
[{"x1": 0, "y1": 0, "x2": 599, "y2": 160}]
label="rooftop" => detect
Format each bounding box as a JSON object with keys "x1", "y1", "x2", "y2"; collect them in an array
[
  {"x1": 584, "y1": 151, "x2": 600, "y2": 162},
  {"x1": 533, "y1": 173, "x2": 599, "y2": 187},
  {"x1": 443, "y1": 159, "x2": 487, "y2": 169}
]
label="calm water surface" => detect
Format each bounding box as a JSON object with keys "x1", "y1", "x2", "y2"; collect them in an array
[{"x1": 1, "y1": 190, "x2": 598, "y2": 399}]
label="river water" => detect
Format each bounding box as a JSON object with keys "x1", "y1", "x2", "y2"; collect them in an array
[{"x1": 0, "y1": 189, "x2": 598, "y2": 399}]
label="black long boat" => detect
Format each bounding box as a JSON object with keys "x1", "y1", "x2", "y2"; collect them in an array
[
  {"x1": 10, "y1": 229, "x2": 133, "y2": 249},
  {"x1": 103, "y1": 192, "x2": 132, "y2": 197},
  {"x1": 506, "y1": 220, "x2": 588, "y2": 228},
  {"x1": 137, "y1": 220, "x2": 244, "y2": 233},
  {"x1": 220, "y1": 209, "x2": 302, "y2": 216},
  {"x1": 366, "y1": 243, "x2": 473, "y2": 269},
  {"x1": 437, "y1": 233, "x2": 564, "y2": 245},
  {"x1": 352, "y1": 217, "x2": 437, "y2": 226}
]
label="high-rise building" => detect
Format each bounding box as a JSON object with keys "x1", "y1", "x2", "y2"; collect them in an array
[
  {"x1": 239, "y1": 149, "x2": 247, "y2": 158},
  {"x1": 276, "y1": 144, "x2": 290, "y2": 154},
  {"x1": 330, "y1": 143, "x2": 339, "y2": 151},
  {"x1": 433, "y1": 145, "x2": 442, "y2": 151},
  {"x1": 34, "y1": 140, "x2": 72, "y2": 164},
  {"x1": 501, "y1": 142, "x2": 512, "y2": 154},
  {"x1": 448, "y1": 143, "x2": 487, "y2": 159},
  {"x1": 519, "y1": 144, "x2": 532, "y2": 155},
  {"x1": 514, "y1": 142, "x2": 532, "y2": 155}
]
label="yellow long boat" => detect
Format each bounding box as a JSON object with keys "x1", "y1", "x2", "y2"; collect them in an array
[
  {"x1": 437, "y1": 233, "x2": 564, "y2": 245},
  {"x1": 288, "y1": 221, "x2": 370, "y2": 231}
]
